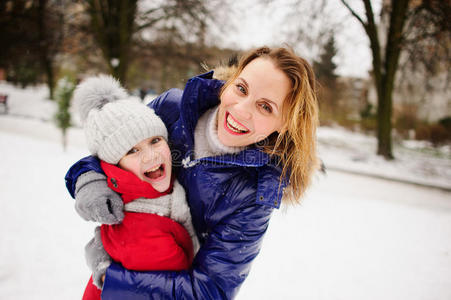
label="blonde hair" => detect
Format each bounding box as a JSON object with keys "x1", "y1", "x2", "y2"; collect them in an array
[{"x1": 219, "y1": 46, "x2": 319, "y2": 204}]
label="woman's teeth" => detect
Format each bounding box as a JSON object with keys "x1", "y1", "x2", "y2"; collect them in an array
[{"x1": 226, "y1": 114, "x2": 249, "y2": 133}]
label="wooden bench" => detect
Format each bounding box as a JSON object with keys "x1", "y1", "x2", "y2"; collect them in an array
[{"x1": 0, "y1": 93, "x2": 8, "y2": 114}]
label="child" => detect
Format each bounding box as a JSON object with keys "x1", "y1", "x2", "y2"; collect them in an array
[{"x1": 73, "y1": 75, "x2": 199, "y2": 300}]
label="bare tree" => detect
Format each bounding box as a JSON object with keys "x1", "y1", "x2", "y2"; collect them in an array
[
  {"x1": 36, "y1": 0, "x2": 65, "y2": 100},
  {"x1": 340, "y1": 0, "x2": 410, "y2": 159},
  {"x1": 279, "y1": 0, "x2": 335, "y2": 59},
  {"x1": 0, "y1": 1, "x2": 40, "y2": 86},
  {"x1": 81, "y1": 0, "x2": 217, "y2": 87},
  {"x1": 84, "y1": 0, "x2": 138, "y2": 85},
  {"x1": 0, "y1": 0, "x2": 64, "y2": 98},
  {"x1": 340, "y1": 0, "x2": 451, "y2": 158},
  {"x1": 401, "y1": 0, "x2": 451, "y2": 87}
]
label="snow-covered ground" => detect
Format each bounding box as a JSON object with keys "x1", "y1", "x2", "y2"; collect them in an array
[
  {"x1": 1, "y1": 82, "x2": 450, "y2": 299},
  {"x1": 318, "y1": 126, "x2": 451, "y2": 191}
]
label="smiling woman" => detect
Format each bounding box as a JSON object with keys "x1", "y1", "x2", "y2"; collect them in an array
[{"x1": 65, "y1": 46, "x2": 320, "y2": 299}]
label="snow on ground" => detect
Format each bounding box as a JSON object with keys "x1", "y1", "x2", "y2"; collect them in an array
[
  {"x1": 0, "y1": 130, "x2": 94, "y2": 300},
  {"x1": 318, "y1": 126, "x2": 451, "y2": 191},
  {"x1": 0, "y1": 82, "x2": 54, "y2": 121},
  {"x1": 1, "y1": 82, "x2": 450, "y2": 299}
]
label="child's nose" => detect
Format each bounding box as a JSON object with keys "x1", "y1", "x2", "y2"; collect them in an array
[{"x1": 141, "y1": 149, "x2": 156, "y2": 163}]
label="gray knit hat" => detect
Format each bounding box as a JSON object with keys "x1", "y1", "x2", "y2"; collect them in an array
[{"x1": 73, "y1": 75, "x2": 167, "y2": 164}]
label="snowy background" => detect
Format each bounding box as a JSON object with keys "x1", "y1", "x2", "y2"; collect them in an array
[{"x1": 0, "y1": 82, "x2": 450, "y2": 299}]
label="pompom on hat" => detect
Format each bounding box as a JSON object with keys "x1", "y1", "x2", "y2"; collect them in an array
[{"x1": 73, "y1": 75, "x2": 167, "y2": 164}]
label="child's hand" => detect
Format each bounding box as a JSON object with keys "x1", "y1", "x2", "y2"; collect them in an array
[{"x1": 75, "y1": 171, "x2": 124, "y2": 224}]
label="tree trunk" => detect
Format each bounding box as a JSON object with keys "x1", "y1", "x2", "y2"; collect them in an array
[
  {"x1": 376, "y1": 0, "x2": 409, "y2": 159},
  {"x1": 376, "y1": 82, "x2": 393, "y2": 158},
  {"x1": 37, "y1": 0, "x2": 55, "y2": 100},
  {"x1": 88, "y1": 0, "x2": 137, "y2": 86},
  {"x1": 342, "y1": 0, "x2": 410, "y2": 159}
]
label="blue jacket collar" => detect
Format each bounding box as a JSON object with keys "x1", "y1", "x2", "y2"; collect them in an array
[{"x1": 179, "y1": 71, "x2": 222, "y2": 151}]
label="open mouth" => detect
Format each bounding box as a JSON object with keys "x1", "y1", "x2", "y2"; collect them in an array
[
  {"x1": 144, "y1": 164, "x2": 165, "y2": 180},
  {"x1": 225, "y1": 112, "x2": 250, "y2": 135}
]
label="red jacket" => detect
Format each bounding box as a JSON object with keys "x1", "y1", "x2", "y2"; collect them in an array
[{"x1": 99, "y1": 161, "x2": 194, "y2": 271}]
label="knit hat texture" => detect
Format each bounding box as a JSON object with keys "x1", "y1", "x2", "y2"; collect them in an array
[{"x1": 73, "y1": 75, "x2": 167, "y2": 164}]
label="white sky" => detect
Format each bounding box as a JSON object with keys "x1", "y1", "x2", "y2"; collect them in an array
[
  {"x1": 210, "y1": 0, "x2": 378, "y2": 78},
  {"x1": 139, "y1": 0, "x2": 378, "y2": 78}
]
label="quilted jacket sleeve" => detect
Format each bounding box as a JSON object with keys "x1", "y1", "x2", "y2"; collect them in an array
[
  {"x1": 147, "y1": 88, "x2": 183, "y2": 128},
  {"x1": 65, "y1": 155, "x2": 103, "y2": 198},
  {"x1": 101, "y1": 201, "x2": 274, "y2": 300}
]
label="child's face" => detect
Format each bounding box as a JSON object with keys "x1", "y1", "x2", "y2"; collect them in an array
[{"x1": 118, "y1": 136, "x2": 172, "y2": 192}]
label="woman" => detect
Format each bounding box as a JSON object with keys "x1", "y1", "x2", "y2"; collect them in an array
[{"x1": 65, "y1": 46, "x2": 319, "y2": 299}]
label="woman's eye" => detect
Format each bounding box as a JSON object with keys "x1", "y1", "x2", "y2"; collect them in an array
[
  {"x1": 259, "y1": 102, "x2": 273, "y2": 113},
  {"x1": 126, "y1": 148, "x2": 138, "y2": 155},
  {"x1": 236, "y1": 84, "x2": 246, "y2": 95},
  {"x1": 151, "y1": 137, "x2": 161, "y2": 144}
]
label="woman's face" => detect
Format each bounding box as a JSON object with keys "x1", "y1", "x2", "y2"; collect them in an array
[{"x1": 217, "y1": 57, "x2": 291, "y2": 147}]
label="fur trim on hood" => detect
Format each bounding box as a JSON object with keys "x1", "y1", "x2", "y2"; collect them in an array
[{"x1": 210, "y1": 54, "x2": 239, "y2": 81}]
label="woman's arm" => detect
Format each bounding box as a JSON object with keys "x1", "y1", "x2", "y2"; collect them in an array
[
  {"x1": 65, "y1": 155, "x2": 103, "y2": 198},
  {"x1": 146, "y1": 88, "x2": 183, "y2": 127},
  {"x1": 101, "y1": 201, "x2": 274, "y2": 300}
]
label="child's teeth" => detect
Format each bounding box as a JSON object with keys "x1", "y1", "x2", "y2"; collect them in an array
[{"x1": 148, "y1": 165, "x2": 159, "y2": 172}]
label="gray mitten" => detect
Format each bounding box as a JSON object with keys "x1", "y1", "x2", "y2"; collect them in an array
[
  {"x1": 85, "y1": 226, "x2": 112, "y2": 289},
  {"x1": 75, "y1": 171, "x2": 124, "y2": 224}
]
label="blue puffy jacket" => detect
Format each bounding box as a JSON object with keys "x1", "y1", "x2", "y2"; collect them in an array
[{"x1": 65, "y1": 72, "x2": 287, "y2": 299}]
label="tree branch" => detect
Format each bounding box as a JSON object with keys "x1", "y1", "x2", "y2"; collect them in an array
[
  {"x1": 383, "y1": 0, "x2": 409, "y2": 91},
  {"x1": 135, "y1": 16, "x2": 165, "y2": 32},
  {"x1": 340, "y1": 0, "x2": 367, "y2": 28}
]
